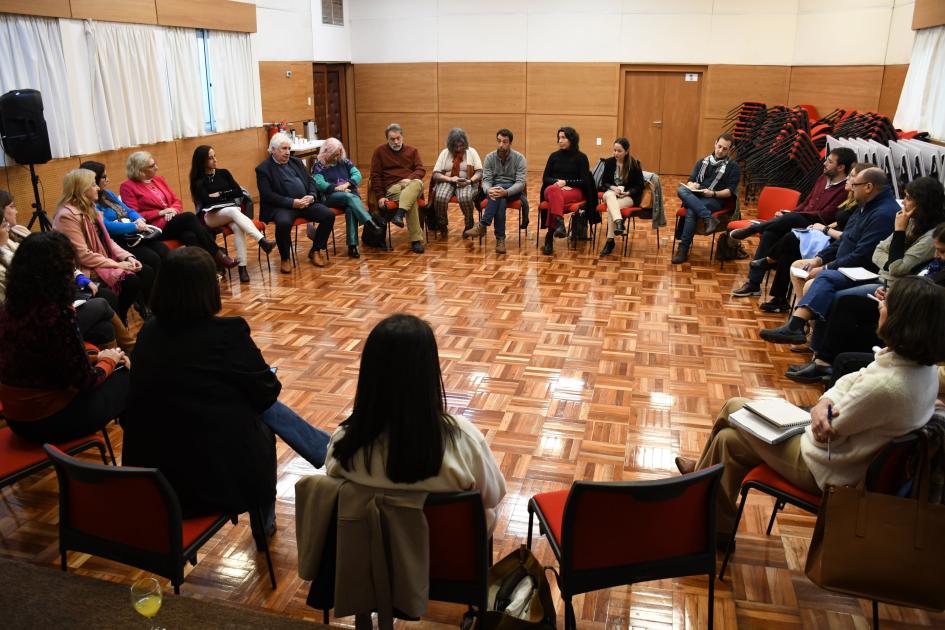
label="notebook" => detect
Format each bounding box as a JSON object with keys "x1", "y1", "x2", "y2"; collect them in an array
[
  {"x1": 743, "y1": 398, "x2": 811, "y2": 428},
  {"x1": 729, "y1": 408, "x2": 808, "y2": 445},
  {"x1": 838, "y1": 267, "x2": 880, "y2": 281},
  {"x1": 790, "y1": 267, "x2": 809, "y2": 279}
]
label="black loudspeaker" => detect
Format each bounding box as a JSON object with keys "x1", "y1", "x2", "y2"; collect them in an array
[{"x1": 0, "y1": 89, "x2": 52, "y2": 165}]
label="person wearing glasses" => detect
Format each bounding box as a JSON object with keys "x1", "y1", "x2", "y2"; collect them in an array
[{"x1": 760, "y1": 167, "x2": 899, "y2": 345}]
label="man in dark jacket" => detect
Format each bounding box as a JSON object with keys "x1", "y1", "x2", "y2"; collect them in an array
[
  {"x1": 256, "y1": 132, "x2": 335, "y2": 273},
  {"x1": 672, "y1": 133, "x2": 741, "y2": 264},
  {"x1": 760, "y1": 167, "x2": 899, "y2": 345}
]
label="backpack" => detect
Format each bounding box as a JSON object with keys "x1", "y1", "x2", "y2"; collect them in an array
[
  {"x1": 361, "y1": 214, "x2": 388, "y2": 249},
  {"x1": 569, "y1": 210, "x2": 590, "y2": 241},
  {"x1": 714, "y1": 232, "x2": 749, "y2": 261}
]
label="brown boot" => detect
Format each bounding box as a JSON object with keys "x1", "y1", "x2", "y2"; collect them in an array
[
  {"x1": 280, "y1": 259, "x2": 292, "y2": 274},
  {"x1": 112, "y1": 314, "x2": 136, "y2": 353},
  {"x1": 311, "y1": 250, "x2": 327, "y2": 267},
  {"x1": 213, "y1": 250, "x2": 238, "y2": 269},
  {"x1": 675, "y1": 457, "x2": 696, "y2": 475}
]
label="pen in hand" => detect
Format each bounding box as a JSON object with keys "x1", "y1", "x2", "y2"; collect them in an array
[{"x1": 826, "y1": 404, "x2": 833, "y2": 461}]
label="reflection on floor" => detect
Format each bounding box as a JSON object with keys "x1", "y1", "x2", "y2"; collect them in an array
[{"x1": 3, "y1": 174, "x2": 940, "y2": 629}]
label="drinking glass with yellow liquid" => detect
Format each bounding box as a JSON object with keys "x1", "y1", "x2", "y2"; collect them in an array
[{"x1": 130, "y1": 577, "x2": 165, "y2": 629}]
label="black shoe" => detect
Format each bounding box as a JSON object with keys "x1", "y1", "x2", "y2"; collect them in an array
[
  {"x1": 729, "y1": 227, "x2": 754, "y2": 240},
  {"x1": 760, "y1": 323, "x2": 807, "y2": 344},
  {"x1": 599, "y1": 239, "x2": 616, "y2": 257},
  {"x1": 613, "y1": 219, "x2": 625, "y2": 236},
  {"x1": 787, "y1": 361, "x2": 814, "y2": 373},
  {"x1": 759, "y1": 297, "x2": 791, "y2": 313},
  {"x1": 390, "y1": 209, "x2": 406, "y2": 228},
  {"x1": 258, "y1": 238, "x2": 276, "y2": 255},
  {"x1": 348, "y1": 245, "x2": 360, "y2": 258},
  {"x1": 554, "y1": 223, "x2": 567, "y2": 239},
  {"x1": 238, "y1": 265, "x2": 250, "y2": 283},
  {"x1": 542, "y1": 234, "x2": 554, "y2": 256},
  {"x1": 731, "y1": 282, "x2": 761, "y2": 297},
  {"x1": 671, "y1": 244, "x2": 690, "y2": 264},
  {"x1": 520, "y1": 211, "x2": 529, "y2": 229},
  {"x1": 411, "y1": 240, "x2": 424, "y2": 254},
  {"x1": 703, "y1": 216, "x2": 720, "y2": 234},
  {"x1": 786, "y1": 362, "x2": 833, "y2": 384},
  {"x1": 749, "y1": 257, "x2": 775, "y2": 270}
]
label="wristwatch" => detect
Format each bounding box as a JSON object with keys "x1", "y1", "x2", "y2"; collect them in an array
[{"x1": 822, "y1": 226, "x2": 830, "y2": 235}]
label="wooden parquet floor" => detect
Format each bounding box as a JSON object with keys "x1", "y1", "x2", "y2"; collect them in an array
[{"x1": 2, "y1": 174, "x2": 943, "y2": 629}]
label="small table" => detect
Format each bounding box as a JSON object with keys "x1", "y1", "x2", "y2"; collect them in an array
[{"x1": 290, "y1": 140, "x2": 325, "y2": 171}]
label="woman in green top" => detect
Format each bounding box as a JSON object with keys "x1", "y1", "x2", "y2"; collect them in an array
[{"x1": 312, "y1": 138, "x2": 379, "y2": 258}]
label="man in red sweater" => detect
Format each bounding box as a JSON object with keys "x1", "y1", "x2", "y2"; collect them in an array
[
  {"x1": 370, "y1": 124, "x2": 426, "y2": 254},
  {"x1": 730, "y1": 147, "x2": 856, "y2": 297}
]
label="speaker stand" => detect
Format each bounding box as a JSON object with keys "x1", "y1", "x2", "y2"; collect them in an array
[{"x1": 26, "y1": 163, "x2": 52, "y2": 232}]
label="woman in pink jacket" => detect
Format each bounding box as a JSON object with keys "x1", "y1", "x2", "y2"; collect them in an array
[
  {"x1": 53, "y1": 169, "x2": 153, "y2": 322},
  {"x1": 119, "y1": 151, "x2": 235, "y2": 271}
]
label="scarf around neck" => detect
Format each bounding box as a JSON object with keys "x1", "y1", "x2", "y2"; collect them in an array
[{"x1": 696, "y1": 154, "x2": 729, "y2": 190}]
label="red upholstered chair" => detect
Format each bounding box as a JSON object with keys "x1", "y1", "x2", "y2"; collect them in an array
[
  {"x1": 478, "y1": 197, "x2": 526, "y2": 246},
  {"x1": 721, "y1": 185, "x2": 800, "y2": 270},
  {"x1": 314, "y1": 490, "x2": 492, "y2": 626},
  {"x1": 671, "y1": 195, "x2": 736, "y2": 262},
  {"x1": 0, "y1": 427, "x2": 112, "y2": 490},
  {"x1": 44, "y1": 445, "x2": 276, "y2": 595},
  {"x1": 220, "y1": 218, "x2": 272, "y2": 274},
  {"x1": 526, "y1": 465, "x2": 725, "y2": 630},
  {"x1": 595, "y1": 192, "x2": 658, "y2": 256},
  {"x1": 382, "y1": 197, "x2": 429, "y2": 249},
  {"x1": 536, "y1": 198, "x2": 586, "y2": 250},
  {"x1": 289, "y1": 216, "x2": 333, "y2": 267},
  {"x1": 162, "y1": 239, "x2": 185, "y2": 250}
]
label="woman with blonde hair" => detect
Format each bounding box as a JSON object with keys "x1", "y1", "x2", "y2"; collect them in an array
[
  {"x1": 53, "y1": 169, "x2": 154, "y2": 322},
  {"x1": 312, "y1": 137, "x2": 378, "y2": 258},
  {"x1": 120, "y1": 150, "x2": 236, "y2": 272}
]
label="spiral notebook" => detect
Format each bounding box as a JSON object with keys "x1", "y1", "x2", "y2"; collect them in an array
[{"x1": 743, "y1": 398, "x2": 811, "y2": 428}]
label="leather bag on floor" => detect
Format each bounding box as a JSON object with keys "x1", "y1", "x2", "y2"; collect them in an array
[
  {"x1": 805, "y1": 447, "x2": 945, "y2": 611},
  {"x1": 475, "y1": 545, "x2": 556, "y2": 630}
]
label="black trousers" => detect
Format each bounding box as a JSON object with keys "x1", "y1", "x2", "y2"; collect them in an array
[
  {"x1": 762, "y1": 232, "x2": 803, "y2": 299},
  {"x1": 270, "y1": 204, "x2": 335, "y2": 260},
  {"x1": 813, "y1": 294, "x2": 882, "y2": 363},
  {"x1": 76, "y1": 297, "x2": 116, "y2": 346},
  {"x1": 7, "y1": 369, "x2": 130, "y2": 444},
  {"x1": 160, "y1": 212, "x2": 219, "y2": 255},
  {"x1": 750, "y1": 213, "x2": 814, "y2": 263},
  {"x1": 127, "y1": 239, "x2": 168, "y2": 273},
  {"x1": 826, "y1": 352, "x2": 875, "y2": 389}
]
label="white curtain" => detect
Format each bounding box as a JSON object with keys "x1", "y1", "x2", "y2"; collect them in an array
[
  {"x1": 894, "y1": 25, "x2": 945, "y2": 140},
  {"x1": 163, "y1": 27, "x2": 206, "y2": 139},
  {"x1": 0, "y1": 15, "x2": 80, "y2": 163},
  {"x1": 208, "y1": 30, "x2": 262, "y2": 133}
]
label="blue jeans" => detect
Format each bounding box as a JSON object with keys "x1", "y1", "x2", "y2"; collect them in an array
[
  {"x1": 481, "y1": 183, "x2": 525, "y2": 239},
  {"x1": 260, "y1": 401, "x2": 330, "y2": 468},
  {"x1": 799, "y1": 269, "x2": 872, "y2": 320},
  {"x1": 677, "y1": 185, "x2": 722, "y2": 247},
  {"x1": 809, "y1": 282, "x2": 883, "y2": 353},
  {"x1": 325, "y1": 191, "x2": 372, "y2": 247}
]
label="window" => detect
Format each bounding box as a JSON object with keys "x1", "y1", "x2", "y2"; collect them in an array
[
  {"x1": 322, "y1": 0, "x2": 343, "y2": 26},
  {"x1": 196, "y1": 29, "x2": 216, "y2": 133}
]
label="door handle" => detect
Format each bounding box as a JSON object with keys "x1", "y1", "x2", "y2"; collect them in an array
[{"x1": 652, "y1": 121, "x2": 663, "y2": 128}]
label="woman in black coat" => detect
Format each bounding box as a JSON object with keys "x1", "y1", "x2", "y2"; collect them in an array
[
  {"x1": 122, "y1": 247, "x2": 330, "y2": 547},
  {"x1": 597, "y1": 137, "x2": 645, "y2": 256},
  {"x1": 539, "y1": 126, "x2": 597, "y2": 256}
]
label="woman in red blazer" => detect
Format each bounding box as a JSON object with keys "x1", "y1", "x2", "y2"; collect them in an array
[{"x1": 119, "y1": 151, "x2": 235, "y2": 271}]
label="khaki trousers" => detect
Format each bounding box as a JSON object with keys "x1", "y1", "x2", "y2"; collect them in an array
[
  {"x1": 386, "y1": 180, "x2": 424, "y2": 242},
  {"x1": 696, "y1": 397, "x2": 819, "y2": 535}
]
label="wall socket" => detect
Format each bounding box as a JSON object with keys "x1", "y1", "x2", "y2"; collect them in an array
[
  {"x1": 596, "y1": 137, "x2": 602, "y2": 145},
  {"x1": 285, "y1": 70, "x2": 293, "y2": 78},
  {"x1": 307, "y1": 97, "x2": 312, "y2": 106}
]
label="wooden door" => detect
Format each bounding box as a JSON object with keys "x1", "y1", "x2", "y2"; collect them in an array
[
  {"x1": 622, "y1": 71, "x2": 703, "y2": 175},
  {"x1": 312, "y1": 63, "x2": 349, "y2": 145}
]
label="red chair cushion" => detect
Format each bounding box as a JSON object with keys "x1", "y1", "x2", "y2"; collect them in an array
[
  {"x1": 531, "y1": 489, "x2": 569, "y2": 545},
  {"x1": 383, "y1": 198, "x2": 427, "y2": 210},
  {"x1": 743, "y1": 464, "x2": 822, "y2": 508},
  {"x1": 182, "y1": 514, "x2": 226, "y2": 549},
  {"x1": 163, "y1": 240, "x2": 185, "y2": 250},
  {"x1": 538, "y1": 200, "x2": 584, "y2": 214},
  {"x1": 677, "y1": 206, "x2": 731, "y2": 219},
  {"x1": 292, "y1": 217, "x2": 309, "y2": 227},
  {"x1": 479, "y1": 199, "x2": 522, "y2": 210},
  {"x1": 726, "y1": 219, "x2": 753, "y2": 232},
  {"x1": 0, "y1": 428, "x2": 101, "y2": 481},
  {"x1": 621, "y1": 206, "x2": 644, "y2": 219}
]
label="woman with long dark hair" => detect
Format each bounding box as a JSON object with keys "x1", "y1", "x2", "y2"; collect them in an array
[
  {"x1": 0, "y1": 232, "x2": 130, "y2": 443},
  {"x1": 188, "y1": 145, "x2": 275, "y2": 282},
  {"x1": 597, "y1": 137, "x2": 644, "y2": 257},
  {"x1": 539, "y1": 126, "x2": 596, "y2": 256},
  {"x1": 327, "y1": 314, "x2": 506, "y2": 527}
]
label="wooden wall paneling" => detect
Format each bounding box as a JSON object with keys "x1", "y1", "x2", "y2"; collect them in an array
[
  {"x1": 436, "y1": 115, "x2": 527, "y2": 164},
  {"x1": 354, "y1": 113, "x2": 439, "y2": 171},
  {"x1": 155, "y1": 0, "x2": 255, "y2": 32},
  {"x1": 0, "y1": 0, "x2": 70, "y2": 18},
  {"x1": 354, "y1": 64, "x2": 438, "y2": 113},
  {"x1": 259, "y1": 62, "x2": 315, "y2": 125},
  {"x1": 787, "y1": 66, "x2": 884, "y2": 117},
  {"x1": 526, "y1": 63, "x2": 619, "y2": 116},
  {"x1": 698, "y1": 121, "x2": 726, "y2": 160},
  {"x1": 703, "y1": 65, "x2": 791, "y2": 118},
  {"x1": 913, "y1": 0, "x2": 945, "y2": 29},
  {"x1": 878, "y1": 64, "x2": 909, "y2": 120},
  {"x1": 70, "y1": 0, "x2": 157, "y2": 23},
  {"x1": 525, "y1": 115, "x2": 618, "y2": 171},
  {"x1": 437, "y1": 63, "x2": 526, "y2": 114},
  {"x1": 345, "y1": 64, "x2": 358, "y2": 164},
  {"x1": 176, "y1": 128, "x2": 265, "y2": 203}
]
